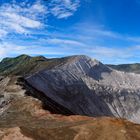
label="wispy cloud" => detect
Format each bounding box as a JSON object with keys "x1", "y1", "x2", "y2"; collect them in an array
[
  {"x1": 49, "y1": 0, "x2": 80, "y2": 19},
  {"x1": 0, "y1": 42, "x2": 71, "y2": 60},
  {"x1": 126, "y1": 36, "x2": 140, "y2": 42},
  {"x1": 0, "y1": 0, "x2": 81, "y2": 60},
  {"x1": 0, "y1": 0, "x2": 46, "y2": 36},
  {"x1": 1, "y1": 40, "x2": 140, "y2": 64},
  {"x1": 0, "y1": 42, "x2": 26, "y2": 58},
  {"x1": 73, "y1": 22, "x2": 140, "y2": 44},
  {"x1": 0, "y1": 0, "x2": 80, "y2": 37},
  {"x1": 45, "y1": 38, "x2": 85, "y2": 46}
]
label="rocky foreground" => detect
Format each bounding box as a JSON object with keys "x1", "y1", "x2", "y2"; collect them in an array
[
  {"x1": 0, "y1": 55, "x2": 140, "y2": 140},
  {"x1": 0, "y1": 87, "x2": 140, "y2": 140}
]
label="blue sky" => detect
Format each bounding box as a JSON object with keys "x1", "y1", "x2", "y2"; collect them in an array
[{"x1": 1, "y1": 0, "x2": 140, "y2": 64}]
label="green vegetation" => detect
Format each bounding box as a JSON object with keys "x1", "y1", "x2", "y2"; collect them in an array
[{"x1": 0, "y1": 54, "x2": 68, "y2": 76}]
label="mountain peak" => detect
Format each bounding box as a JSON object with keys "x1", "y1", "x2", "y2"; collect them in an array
[
  {"x1": 61, "y1": 55, "x2": 106, "y2": 72},
  {"x1": 92, "y1": 58, "x2": 101, "y2": 66},
  {"x1": 66, "y1": 55, "x2": 91, "y2": 61},
  {"x1": 1, "y1": 54, "x2": 31, "y2": 63},
  {"x1": 63, "y1": 55, "x2": 101, "y2": 66},
  {"x1": 16, "y1": 54, "x2": 31, "y2": 58}
]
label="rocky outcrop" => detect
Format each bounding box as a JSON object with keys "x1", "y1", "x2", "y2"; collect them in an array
[{"x1": 26, "y1": 55, "x2": 140, "y2": 123}]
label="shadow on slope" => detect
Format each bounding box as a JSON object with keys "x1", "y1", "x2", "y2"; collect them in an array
[{"x1": 17, "y1": 77, "x2": 113, "y2": 117}]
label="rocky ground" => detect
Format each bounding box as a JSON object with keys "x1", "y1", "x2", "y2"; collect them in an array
[
  {"x1": 0, "y1": 75, "x2": 139, "y2": 140},
  {"x1": 0, "y1": 96, "x2": 140, "y2": 140},
  {"x1": 0, "y1": 93, "x2": 140, "y2": 140}
]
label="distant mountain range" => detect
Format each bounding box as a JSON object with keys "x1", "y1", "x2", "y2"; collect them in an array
[
  {"x1": 0, "y1": 54, "x2": 140, "y2": 140},
  {"x1": 108, "y1": 63, "x2": 140, "y2": 74}
]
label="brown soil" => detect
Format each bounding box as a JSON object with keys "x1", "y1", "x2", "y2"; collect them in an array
[{"x1": 0, "y1": 97, "x2": 140, "y2": 140}]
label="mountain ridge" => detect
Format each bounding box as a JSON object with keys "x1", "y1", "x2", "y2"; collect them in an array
[{"x1": 2, "y1": 54, "x2": 140, "y2": 75}]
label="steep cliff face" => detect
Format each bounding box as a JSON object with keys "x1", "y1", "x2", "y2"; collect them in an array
[{"x1": 26, "y1": 55, "x2": 140, "y2": 123}]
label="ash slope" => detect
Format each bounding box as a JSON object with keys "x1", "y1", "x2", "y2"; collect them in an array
[{"x1": 26, "y1": 55, "x2": 140, "y2": 123}]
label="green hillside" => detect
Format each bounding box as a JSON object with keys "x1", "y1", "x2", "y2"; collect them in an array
[{"x1": 0, "y1": 55, "x2": 67, "y2": 76}]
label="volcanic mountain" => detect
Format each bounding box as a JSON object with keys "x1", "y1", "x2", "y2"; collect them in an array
[
  {"x1": 25, "y1": 55, "x2": 140, "y2": 123},
  {"x1": 0, "y1": 54, "x2": 140, "y2": 140}
]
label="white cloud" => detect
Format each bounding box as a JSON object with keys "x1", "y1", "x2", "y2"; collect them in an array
[
  {"x1": 0, "y1": 0, "x2": 80, "y2": 37},
  {"x1": 0, "y1": 42, "x2": 26, "y2": 59},
  {"x1": 46, "y1": 38, "x2": 85, "y2": 46},
  {"x1": 0, "y1": 1, "x2": 46, "y2": 36},
  {"x1": 49, "y1": 0, "x2": 80, "y2": 19}
]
